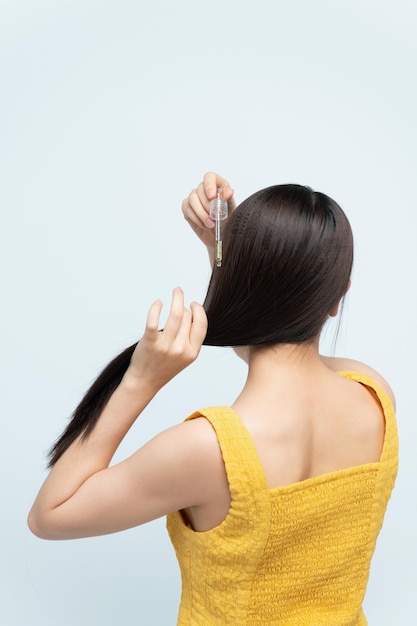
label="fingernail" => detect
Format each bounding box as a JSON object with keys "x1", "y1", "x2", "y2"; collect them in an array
[
  {"x1": 207, "y1": 188, "x2": 215, "y2": 199},
  {"x1": 205, "y1": 218, "x2": 215, "y2": 228}
]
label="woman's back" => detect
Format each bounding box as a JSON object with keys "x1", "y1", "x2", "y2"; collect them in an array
[
  {"x1": 183, "y1": 349, "x2": 389, "y2": 534},
  {"x1": 236, "y1": 354, "x2": 386, "y2": 485}
]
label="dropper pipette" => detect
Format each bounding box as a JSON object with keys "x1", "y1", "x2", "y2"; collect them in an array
[{"x1": 209, "y1": 189, "x2": 228, "y2": 267}]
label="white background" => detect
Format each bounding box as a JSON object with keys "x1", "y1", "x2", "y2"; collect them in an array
[{"x1": 1, "y1": 0, "x2": 416, "y2": 624}]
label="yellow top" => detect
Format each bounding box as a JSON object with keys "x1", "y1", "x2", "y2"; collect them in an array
[{"x1": 167, "y1": 372, "x2": 398, "y2": 625}]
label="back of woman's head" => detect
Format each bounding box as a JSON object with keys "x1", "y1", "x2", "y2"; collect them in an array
[{"x1": 203, "y1": 184, "x2": 353, "y2": 346}]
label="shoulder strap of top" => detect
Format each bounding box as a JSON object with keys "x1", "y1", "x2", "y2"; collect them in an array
[
  {"x1": 185, "y1": 406, "x2": 269, "y2": 496},
  {"x1": 336, "y1": 371, "x2": 398, "y2": 468},
  {"x1": 337, "y1": 371, "x2": 399, "y2": 540}
]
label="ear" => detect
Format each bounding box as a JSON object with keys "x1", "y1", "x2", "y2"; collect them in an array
[{"x1": 328, "y1": 280, "x2": 351, "y2": 318}]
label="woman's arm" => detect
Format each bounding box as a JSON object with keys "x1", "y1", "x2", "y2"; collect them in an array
[{"x1": 28, "y1": 288, "x2": 211, "y2": 539}]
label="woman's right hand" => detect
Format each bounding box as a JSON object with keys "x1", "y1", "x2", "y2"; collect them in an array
[
  {"x1": 181, "y1": 172, "x2": 236, "y2": 252},
  {"x1": 125, "y1": 287, "x2": 207, "y2": 393}
]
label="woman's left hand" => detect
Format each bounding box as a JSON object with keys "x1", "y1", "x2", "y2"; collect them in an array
[{"x1": 125, "y1": 287, "x2": 207, "y2": 391}]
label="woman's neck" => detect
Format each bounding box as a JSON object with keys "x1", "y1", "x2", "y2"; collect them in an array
[
  {"x1": 236, "y1": 340, "x2": 331, "y2": 404},
  {"x1": 250, "y1": 340, "x2": 323, "y2": 372},
  {"x1": 231, "y1": 342, "x2": 341, "y2": 433}
]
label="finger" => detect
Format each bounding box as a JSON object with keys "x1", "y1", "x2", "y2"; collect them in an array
[
  {"x1": 162, "y1": 287, "x2": 185, "y2": 339},
  {"x1": 195, "y1": 181, "x2": 212, "y2": 209},
  {"x1": 195, "y1": 183, "x2": 216, "y2": 227},
  {"x1": 197, "y1": 182, "x2": 236, "y2": 225},
  {"x1": 203, "y1": 171, "x2": 233, "y2": 201},
  {"x1": 195, "y1": 179, "x2": 235, "y2": 226},
  {"x1": 145, "y1": 299, "x2": 163, "y2": 335},
  {"x1": 175, "y1": 306, "x2": 193, "y2": 343},
  {"x1": 189, "y1": 302, "x2": 208, "y2": 349},
  {"x1": 183, "y1": 189, "x2": 214, "y2": 229}
]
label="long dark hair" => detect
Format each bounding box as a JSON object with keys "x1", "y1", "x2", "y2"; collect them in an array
[{"x1": 48, "y1": 184, "x2": 353, "y2": 466}]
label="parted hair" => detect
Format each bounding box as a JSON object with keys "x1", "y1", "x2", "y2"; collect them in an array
[{"x1": 48, "y1": 184, "x2": 353, "y2": 466}]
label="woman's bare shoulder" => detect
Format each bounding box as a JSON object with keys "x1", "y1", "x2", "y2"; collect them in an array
[{"x1": 320, "y1": 355, "x2": 396, "y2": 408}]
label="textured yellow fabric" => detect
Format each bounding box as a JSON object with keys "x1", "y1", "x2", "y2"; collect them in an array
[{"x1": 166, "y1": 372, "x2": 398, "y2": 625}]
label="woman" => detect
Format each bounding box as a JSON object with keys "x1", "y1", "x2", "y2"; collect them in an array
[{"x1": 28, "y1": 172, "x2": 398, "y2": 625}]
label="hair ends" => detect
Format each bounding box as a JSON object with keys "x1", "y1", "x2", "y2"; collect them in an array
[{"x1": 47, "y1": 342, "x2": 138, "y2": 467}]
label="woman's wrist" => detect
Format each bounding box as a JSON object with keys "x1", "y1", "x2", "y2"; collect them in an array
[{"x1": 120, "y1": 366, "x2": 161, "y2": 401}]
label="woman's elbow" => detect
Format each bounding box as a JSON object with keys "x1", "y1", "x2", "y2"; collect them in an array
[{"x1": 27, "y1": 508, "x2": 60, "y2": 540}]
